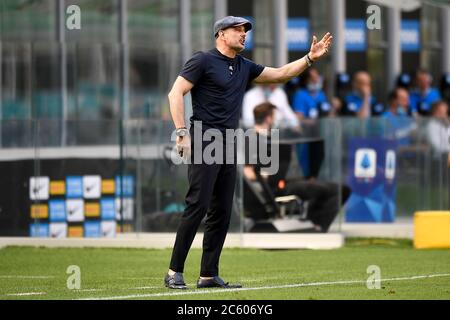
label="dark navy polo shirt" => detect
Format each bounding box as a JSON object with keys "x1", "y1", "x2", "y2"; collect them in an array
[{"x1": 180, "y1": 48, "x2": 265, "y2": 131}]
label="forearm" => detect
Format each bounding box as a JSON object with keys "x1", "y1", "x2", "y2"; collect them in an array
[
  {"x1": 277, "y1": 55, "x2": 311, "y2": 83},
  {"x1": 255, "y1": 32, "x2": 332, "y2": 84},
  {"x1": 168, "y1": 91, "x2": 186, "y2": 129},
  {"x1": 357, "y1": 97, "x2": 371, "y2": 118}
]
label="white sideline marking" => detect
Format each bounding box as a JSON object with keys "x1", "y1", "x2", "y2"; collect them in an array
[
  {"x1": 119, "y1": 277, "x2": 162, "y2": 280},
  {"x1": 0, "y1": 275, "x2": 55, "y2": 279},
  {"x1": 6, "y1": 292, "x2": 46, "y2": 296},
  {"x1": 239, "y1": 276, "x2": 289, "y2": 283},
  {"x1": 74, "y1": 286, "x2": 167, "y2": 292},
  {"x1": 75, "y1": 289, "x2": 105, "y2": 292},
  {"x1": 78, "y1": 273, "x2": 450, "y2": 300}
]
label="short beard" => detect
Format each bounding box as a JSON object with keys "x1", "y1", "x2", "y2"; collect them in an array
[{"x1": 231, "y1": 44, "x2": 245, "y2": 53}]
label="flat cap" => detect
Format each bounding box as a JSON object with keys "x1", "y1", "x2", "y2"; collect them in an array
[{"x1": 214, "y1": 16, "x2": 252, "y2": 37}]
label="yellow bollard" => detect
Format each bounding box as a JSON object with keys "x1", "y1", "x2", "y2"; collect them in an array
[{"x1": 414, "y1": 211, "x2": 450, "y2": 249}]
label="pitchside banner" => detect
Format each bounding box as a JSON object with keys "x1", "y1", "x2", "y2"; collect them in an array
[
  {"x1": 0, "y1": 158, "x2": 135, "y2": 237},
  {"x1": 287, "y1": 18, "x2": 310, "y2": 51},
  {"x1": 345, "y1": 19, "x2": 366, "y2": 52},
  {"x1": 345, "y1": 138, "x2": 397, "y2": 222},
  {"x1": 244, "y1": 18, "x2": 419, "y2": 53},
  {"x1": 401, "y1": 20, "x2": 420, "y2": 52},
  {"x1": 342, "y1": 19, "x2": 420, "y2": 52},
  {"x1": 245, "y1": 17, "x2": 310, "y2": 51}
]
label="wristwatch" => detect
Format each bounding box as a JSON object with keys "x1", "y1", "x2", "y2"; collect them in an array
[
  {"x1": 176, "y1": 127, "x2": 189, "y2": 137},
  {"x1": 305, "y1": 53, "x2": 314, "y2": 67}
]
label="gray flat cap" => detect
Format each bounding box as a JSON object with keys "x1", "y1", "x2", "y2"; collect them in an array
[{"x1": 214, "y1": 16, "x2": 252, "y2": 37}]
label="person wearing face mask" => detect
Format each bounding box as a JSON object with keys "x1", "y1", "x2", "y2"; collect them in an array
[
  {"x1": 292, "y1": 68, "x2": 331, "y2": 121},
  {"x1": 290, "y1": 68, "x2": 329, "y2": 179},
  {"x1": 381, "y1": 87, "x2": 417, "y2": 147},
  {"x1": 426, "y1": 100, "x2": 450, "y2": 155}
]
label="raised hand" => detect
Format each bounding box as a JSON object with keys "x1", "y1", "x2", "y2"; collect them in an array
[{"x1": 309, "y1": 32, "x2": 333, "y2": 61}]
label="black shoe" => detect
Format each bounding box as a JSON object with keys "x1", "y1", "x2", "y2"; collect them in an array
[
  {"x1": 164, "y1": 272, "x2": 187, "y2": 289},
  {"x1": 196, "y1": 276, "x2": 242, "y2": 289}
]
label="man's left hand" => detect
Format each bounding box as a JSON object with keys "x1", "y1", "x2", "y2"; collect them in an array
[{"x1": 309, "y1": 32, "x2": 333, "y2": 61}]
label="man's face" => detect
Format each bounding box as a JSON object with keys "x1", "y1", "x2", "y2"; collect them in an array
[
  {"x1": 434, "y1": 103, "x2": 449, "y2": 119},
  {"x1": 397, "y1": 88, "x2": 409, "y2": 109},
  {"x1": 354, "y1": 73, "x2": 371, "y2": 92},
  {"x1": 308, "y1": 69, "x2": 321, "y2": 85},
  {"x1": 220, "y1": 25, "x2": 247, "y2": 52},
  {"x1": 416, "y1": 72, "x2": 430, "y2": 91}
]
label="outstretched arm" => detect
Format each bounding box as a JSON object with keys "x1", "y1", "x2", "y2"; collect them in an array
[{"x1": 254, "y1": 32, "x2": 333, "y2": 84}]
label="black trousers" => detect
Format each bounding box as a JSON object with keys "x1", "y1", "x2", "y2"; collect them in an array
[
  {"x1": 169, "y1": 136, "x2": 237, "y2": 277},
  {"x1": 284, "y1": 178, "x2": 351, "y2": 232}
]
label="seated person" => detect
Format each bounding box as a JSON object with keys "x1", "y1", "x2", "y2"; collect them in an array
[
  {"x1": 341, "y1": 71, "x2": 384, "y2": 118},
  {"x1": 409, "y1": 69, "x2": 441, "y2": 116},
  {"x1": 426, "y1": 100, "x2": 450, "y2": 156},
  {"x1": 243, "y1": 102, "x2": 351, "y2": 232}
]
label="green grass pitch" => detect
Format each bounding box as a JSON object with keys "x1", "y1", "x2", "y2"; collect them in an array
[{"x1": 0, "y1": 238, "x2": 449, "y2": 300}]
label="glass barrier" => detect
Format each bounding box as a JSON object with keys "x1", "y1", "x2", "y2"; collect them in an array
[{"x1": 0, "y1": 117, "x2": 448, "y2": 238}]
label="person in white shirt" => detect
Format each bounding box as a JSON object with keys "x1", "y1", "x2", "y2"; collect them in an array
[
  {"x1": 426, "y1": 100, "x2": 450, "y2": 155},
  {"x1": 242, "y1": 84, "x2": 300, "y2": 130}
]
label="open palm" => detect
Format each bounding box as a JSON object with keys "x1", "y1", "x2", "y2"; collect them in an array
[{"x1": 309, "y1": 32, "x2": 333, "y2": 61}]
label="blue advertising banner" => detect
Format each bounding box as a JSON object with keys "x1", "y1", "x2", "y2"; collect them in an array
[
  {"x1": 243, "y1": 18, "x2": 415, "y2": 53},
  {"x1": 66, "y1": 176, "x2": 83, "y2": 198},
  {"x1": 401, "y1": 20, "x2": 420, "y2": 52},
  {"x1": 115, "y1": 175, "x2": 134, "y2": 197},
  {"x1": 49, "y1": 200, "x2": 66, "y2": 222},
  {"x1": 30, "y1": 223, "x2": 49, "y2": 237},
  {"x1": 345, "y1": 138, "x2": 398, "y2": 222},
  {"x1": 243, "y1": 16, "x2": 254, "y2": 50},
  {"x1": 101, "y1": 198, "x2": 116, "y2": 220},
  {"x1": 345, "y1": 19, "x2": 366, "y2": 52},
  {"x1": 287, "y1": 18, "x2": 310, "y2": 51},
  {"x1": 244, "y1": 17, "x2": 310, "y2": 51},
  {"x1": 84, "y1": 221, "x2": 101, "y2": 238}
]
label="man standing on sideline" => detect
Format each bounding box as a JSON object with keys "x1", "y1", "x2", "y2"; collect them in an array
[{"x1": 165, "y1": 16, "x2": 332, "y2": 289}]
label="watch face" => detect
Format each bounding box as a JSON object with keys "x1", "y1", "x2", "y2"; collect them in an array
[{"x1": 177, "y1": 129, "x2": 187, "y2": 137}]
